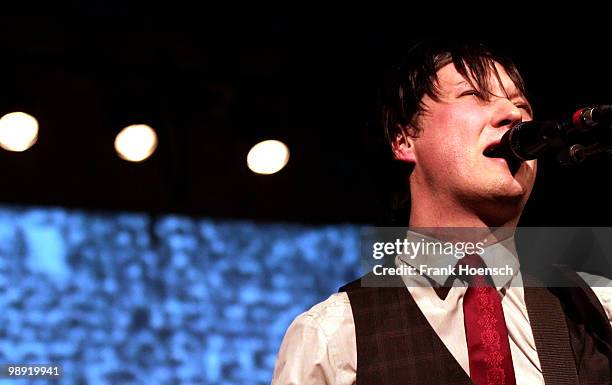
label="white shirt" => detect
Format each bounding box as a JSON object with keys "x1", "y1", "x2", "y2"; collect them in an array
[{"x1": 271, "y1": 234, "x2": 612, "y2": 385}]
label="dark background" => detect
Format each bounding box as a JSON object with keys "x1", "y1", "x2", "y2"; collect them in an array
[{"x1": 0, "y1": 4, "x2": 610, "y2": 225}]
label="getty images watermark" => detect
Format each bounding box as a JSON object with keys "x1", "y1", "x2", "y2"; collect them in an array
[
  {"x1": 360, "y1": 227, "x2": 612, "y2": 288},
  {"x1": 370, "y1": 237, "x2": 515, "y2": 278},
  {"x1": 360, "y1": 227, "x2": 523, "y2": 287}
]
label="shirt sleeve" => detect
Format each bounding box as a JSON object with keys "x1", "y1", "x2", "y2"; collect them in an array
[
  {"x1": 271, "y1": 292, "x2": 356, "y2": 385},
  {"x1": 577, "y1": 271, "x2": 612, "y2": 327}
]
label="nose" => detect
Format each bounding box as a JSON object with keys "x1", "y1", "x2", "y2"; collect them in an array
[{"x1": 491, "y1": 98, "x2": 522, "y2": 129}]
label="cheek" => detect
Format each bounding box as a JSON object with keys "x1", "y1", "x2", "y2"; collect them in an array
[
  {"x1": 415, "y1": 105, "x2": 486, "y2": 168},
  {"x1": 425, "y1": 106, "x2": 484, "y2": 144},
  {"x1": 414, "y1": 139, "x2": 466, "y2": 182}
]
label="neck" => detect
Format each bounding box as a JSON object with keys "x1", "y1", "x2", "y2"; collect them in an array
[
  {"x1": 408, "y1": 200, "x2": 520, "y2": 245},
  {"x1": 408, "y1": 189, "x2": 523, "y2": 229}
]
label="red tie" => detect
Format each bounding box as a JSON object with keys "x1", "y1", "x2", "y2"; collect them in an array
[{"x1": 460, "y1": 254, "x2": 516, "y2": 385}]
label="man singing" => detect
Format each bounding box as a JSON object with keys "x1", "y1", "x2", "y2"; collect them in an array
[{"x1": 272, "y1": 39, "x2": 612, "y2": 385}]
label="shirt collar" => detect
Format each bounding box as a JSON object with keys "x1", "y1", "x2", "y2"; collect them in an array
[{"x1": 395, "y1": 229, "x2": 520, "y2": 291}]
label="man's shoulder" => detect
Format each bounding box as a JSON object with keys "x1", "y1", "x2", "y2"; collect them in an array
[
  {"x1": 278, "y1": 292, "x2": 355, "y2": 343},
  {"x1": 308, "y1": 291, "x2": 352, "y2": 312},
  {"x1": 535, "y1": 267, "x2": 612, "y2": 327},
  {"x1": 577, "y1": 271, "x2": 612, "y2": 325},
  {"x1": 272, "y1": 292, "x2": 357, "y2": 385},
  {"x1": 577, "y1": 271, "x2": 612, "y2": 288},
  {"x1": 296, "y1": 292, "x2": 353, "y2": 333},
  {"x1": 280, "y1": 292, "x2": 356, "y2": 365}
]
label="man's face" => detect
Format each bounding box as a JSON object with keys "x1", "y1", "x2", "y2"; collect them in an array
[{"x1": 407, "y1": 62, "x2": 536, "y2": 215}]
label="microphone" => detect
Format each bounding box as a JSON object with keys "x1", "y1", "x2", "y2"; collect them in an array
[
  {"x1": 572, "y1": 105, "x2": 612, "y2": 128},
  {"x1": 484, "y1": 120, "x2": 570, "y2": 162}
]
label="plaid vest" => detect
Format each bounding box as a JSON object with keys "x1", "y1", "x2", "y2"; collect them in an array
[{"x1": 339, "y1": 266, "x2": 612, "y2": 385}]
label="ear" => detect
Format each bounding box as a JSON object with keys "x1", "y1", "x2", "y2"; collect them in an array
[{"x1": 391, "y1": 124, "x2": 417, "y2": 164}]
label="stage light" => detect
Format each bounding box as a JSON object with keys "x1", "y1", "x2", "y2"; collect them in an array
[
  {"x1": 247, "y1": 140, "x2": 289, "y2": 175},
  {"x1": 114, "y1": 124, "x2": 158, "y2": 162},
  {"x1": 0, "y1": 112, "x2": 39, "y2": 152}
]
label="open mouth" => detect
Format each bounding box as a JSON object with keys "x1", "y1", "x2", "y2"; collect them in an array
[{"x1": 483, "y1": 142, "x2": 522, "y2": 175}]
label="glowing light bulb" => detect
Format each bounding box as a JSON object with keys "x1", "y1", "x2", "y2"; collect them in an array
[
  {"x1": 114, "y1": 124, "x2": 158, "y2": 162},
  {"x1": 247, "y1": 140, "x2": 290, "y2": 175},
  {"x1": 0, "y1": 112, "x2": 39, "y2": 152}
]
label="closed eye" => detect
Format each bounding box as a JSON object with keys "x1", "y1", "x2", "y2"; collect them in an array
[
  {"x1": 515, "y1": 103, "x2": 533, "y2": 116},
  {"x1": 459, "y1": 90, "x2": 484, "y2": 99}
]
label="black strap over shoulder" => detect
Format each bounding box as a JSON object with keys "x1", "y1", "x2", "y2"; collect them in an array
[
  {"x1": 524, "y1": 264, "x2": 611, "y2": 385},
  {"x1": 523, "y1": 273, "x2": 580, "y2": 384}
]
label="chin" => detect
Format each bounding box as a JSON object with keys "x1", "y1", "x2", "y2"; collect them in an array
[
  {"x1": 463, "y1": 178, "x2": 531, "y2": 217},
  {"x1": 491, "y1": 183, "x2": 531, "y2": 204},
  {"x1": 502, "y1": 179, "x2": 530, "y2": 197},
  {"x1": 483, "y1": 158, "x2": 535, "y2": 198},
  {"x1": 490, "y1": 167, "x2": 534, "y2": 198},
  {"x1": 469, "y1": 190, "x2": 528, "y2": 227}
]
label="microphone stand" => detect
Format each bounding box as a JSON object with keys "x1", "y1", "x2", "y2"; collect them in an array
[{"x1": 557, "y1": 128, "x2": 612, "y2": 165}]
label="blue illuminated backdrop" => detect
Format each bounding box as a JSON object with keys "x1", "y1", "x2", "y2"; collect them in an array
[{"x1": 0, "y1": 206, "x2": 361, "y2": 385}]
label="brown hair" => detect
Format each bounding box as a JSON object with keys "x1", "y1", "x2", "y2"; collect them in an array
[{"x1": 382, "y1": 39, "x2": 531, "y2": 144}]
